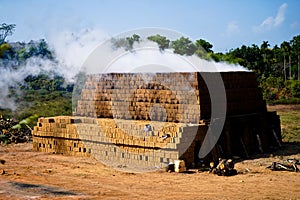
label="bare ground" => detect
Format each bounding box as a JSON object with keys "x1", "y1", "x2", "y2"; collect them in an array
[
  {"x1": 0, "y1": 105, "x2": 300, "y2": 200},
  {"x1": 267, "y1": 104, "x2": 300, "y2": 112}
]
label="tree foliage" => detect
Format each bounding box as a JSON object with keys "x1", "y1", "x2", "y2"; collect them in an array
[
  {"x1": 0, "y1": 24, "x2": 73, "y2": 122},
  {"x1": 195, "y1": 39, "x2": 213, "y2": 53},
  {"x1": 111, "y1": 34, "x2": 140, "y2": 51},
  {"x1": 0, "y1": 23, "x2": 16, "y2": 44},
  {"x1": 0, "y1": 43, "x2": 11, "y2": 58},
  {"x1": 171, "y1": 37, "x2": 196, "y2": 56},
  {"x1": 147, "y1": 34, "x2": 170, "y2": 50}
]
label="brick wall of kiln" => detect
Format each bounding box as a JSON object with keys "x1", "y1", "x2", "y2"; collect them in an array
[
  {"x1": 75, "y1": 72, "x2": 200, "y2": 123},
  {"x1": 32, "y1": 71, "x2": 281, "y2": 168},
  {"x1": 75, "y1": 72, "x2": 266, "y2": 122}
]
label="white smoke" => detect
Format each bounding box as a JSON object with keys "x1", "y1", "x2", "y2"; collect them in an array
[
  {"x1": 0, "y1": 28, "x2": 109, "y2": 110},
  {"x1": 0, "y1": 58, "x2": 52, "y2": 110},
  {"x1": 85, "y1": 39, "x2": 249, "y2": 74},
  {"x1": 0, "y1": 27, "x2": 248, "y2": 111},
  {"x1": 47, "y1": 28, "x2": 109, "y2": 81}
]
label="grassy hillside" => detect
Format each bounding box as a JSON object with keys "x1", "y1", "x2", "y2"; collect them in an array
[{"x1": 0, "y1": 74, "x2": 73, "y2": 128}]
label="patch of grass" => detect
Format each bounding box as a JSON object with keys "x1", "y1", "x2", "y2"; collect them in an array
[
  {"x1": 267, "y1": 98, "x2": 300, "y2": 105},
  {"x1": 276, "y1": 109, "x2": 300, "y2": 142}
]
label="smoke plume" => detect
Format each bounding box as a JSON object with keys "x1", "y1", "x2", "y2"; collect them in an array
[
  {"x1": 0, "y1": 28, "x2": 248, "y2": 111},
  {"x1": 0, "y1": 28, "x2": 108, "y2": 110}
]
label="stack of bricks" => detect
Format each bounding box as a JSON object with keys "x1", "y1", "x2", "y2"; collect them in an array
[
  {"x1": 197, "y1": 72, "x2": 266, "y2": 118},
  {"x1": 32, "y1": 71, "x2": 279, "y2": 168},
  {"x1": 220, "y1": 72, "x2": 266, "y2": 116},
  {"x1": 32, "y1": 115, "x2": 207, "y2": 168},
  {"x1": 32, "y1": 116, "x2": 90, "y2": 157},
  {"x1": 76, "y1": 72, "x2": 201, "y2": 123},
  {"x1": 76, "y1": 72, "x2": 266, "y2": 121}
]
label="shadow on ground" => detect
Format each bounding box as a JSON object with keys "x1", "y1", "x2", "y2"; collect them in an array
[{"x1": 0, "y1": 180, "x2": 84, "y2": 199}]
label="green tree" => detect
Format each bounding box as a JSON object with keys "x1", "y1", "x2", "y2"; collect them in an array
[
  {"x1": 147, "y1": 34, "x2": 170, "y2": 50},
  {"x1": 290, "y1": 80, "x2": 300, "y2": 98},
  {"x1": 290, "y1": 35, "x2": 300, "y2": 80},
  {"x1": 0, "y1": 43, "x2": 11, "y2": 58},
  {"x1": 16, "y1": 39, "x2": 53, "y2": 61},
  {"x1": 260, "y1": 41, "x2": 275, "y2": 78},
  {"x1": 0, "y1": 23, "x2": 16, "y2": 44},
  {"x1": 111, "y1": 34, "x2": 140, "y2": 51},
  {"x1": 280, "y1": 41, "x2": 291, "y2": 81},
  {"x1": 36, "y1": 39, "x2": 53, "y2": 59},
  {"x1": 195, "y1": 39, "x2": 213, "y2": 53},
  {"x1": 171, "y1": 37, "x2": 196, "y2": 56},
  {"x1": 194, "y1": 39, "x2": 213, "y2": 59},
  {"x1": 260, "y1": 41, "x2": 269, "y2": 72},
  {"x1": 267, "y1": 45, "x2": 284, "y2": 79}
]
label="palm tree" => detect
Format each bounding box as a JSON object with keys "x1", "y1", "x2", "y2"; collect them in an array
[
  {"x1": 280, "y1": 41, "x2": 291, "y2": 81},
  {"x1": 291, "y1": 35, "x2": 300, "y2": 80},
  {"x1": 260, "y1": 41, "x2": 271, "y2": 77}
]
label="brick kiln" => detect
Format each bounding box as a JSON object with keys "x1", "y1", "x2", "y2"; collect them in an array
[{"x1": 32, "y1": 72, "x2": 281, "y2": 169}]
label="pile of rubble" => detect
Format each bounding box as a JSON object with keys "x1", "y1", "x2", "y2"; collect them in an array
[
  {"x1": 209, "y1": 158, "x2": 238, "y2": 176},
  {"x1": 0, "y1": 116, "x2": 32, "y2": 144},
  {"x1": 267, "y1": 159, "x2": 299, "y2": 172}
]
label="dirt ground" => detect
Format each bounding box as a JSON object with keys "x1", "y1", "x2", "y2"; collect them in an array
[
  {"x1": 267, "y1": 104, "x2": 300, "y2": 112},
  {"x1": 0, "y1": 105, "x2": 300, "y2": 200}
]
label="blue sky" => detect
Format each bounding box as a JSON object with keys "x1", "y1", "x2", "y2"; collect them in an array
[{"x1": 1, "y1": 0, "x2": 300, "y2": 52}]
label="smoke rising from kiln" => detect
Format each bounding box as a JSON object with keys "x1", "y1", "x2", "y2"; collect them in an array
[
  {"x1": 105, "y1": 42, "x2": 248, "y2": 73},
  {"x1": 47, "y1": 28, "x2": 110, "y2": 80},
  {"x1": 0, "y1": 27, "x2": 247, "y2": 111},
  {"x1": 83, "y1": 35, "x2": 249, "y2": 74}
]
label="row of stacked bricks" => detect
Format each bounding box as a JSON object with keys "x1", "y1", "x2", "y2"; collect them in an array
[
  {"x1": 33, "y1": 115, "x2": 205, "y2": 167},
  {"x1": 32, "y1": 116, "x2": 91, "y2": 157},
  {"x1": 221, "y1": 72, "x2": 266, "y2": 115},
  {"x1": 76, "y1": 71, "x2": 265, "y2": 122},
  {"x1": 197, "y1": 72, "x2": 266, "y2": 118},
  {"x1": 77, "y1": 118, "x2": 186, "y2": 167},
  {"x1": 76, "y1": 72, "x2": 201, "y2": 123}
]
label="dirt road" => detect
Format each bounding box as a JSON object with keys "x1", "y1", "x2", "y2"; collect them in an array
[
  {"x1": 0, "y1": 105, "x2": 299, "y2": 199},
  {"x1": 0, "y1": 142, "x2": 299, "y2": 200}
]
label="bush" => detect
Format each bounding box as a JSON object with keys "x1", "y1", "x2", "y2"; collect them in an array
[
  {"x1": 289, "y1": 80, "x2": 300, "y2": 98},
  {"x1": 260, "y1": 76, "x2": 285, "y2": 101}
]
